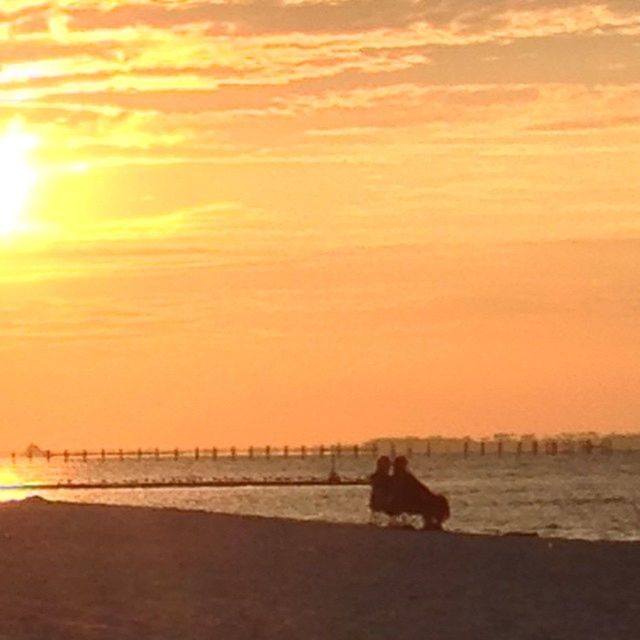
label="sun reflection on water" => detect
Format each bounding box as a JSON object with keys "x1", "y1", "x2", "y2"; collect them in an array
[{"x1": 0, "y1": 466, "x2": 37, "y2": 502}]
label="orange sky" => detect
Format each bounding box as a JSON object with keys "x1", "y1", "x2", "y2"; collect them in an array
[{"x1": 0, "y1": 0, "x2": 639, "y2": 449}]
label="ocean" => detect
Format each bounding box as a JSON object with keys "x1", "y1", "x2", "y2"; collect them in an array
[{"x1": 2, "y1": 452, "x2": 639, "y2": 541}]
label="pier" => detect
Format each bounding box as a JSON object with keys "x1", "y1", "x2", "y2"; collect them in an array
[
  {"x1": 0, "y1": 438, "x2": 622, "y2": 492},
  {"x1": 8, "y1": 437, "x2": 618, "y2": 465}
]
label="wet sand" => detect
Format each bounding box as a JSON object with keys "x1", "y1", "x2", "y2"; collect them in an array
[{"x1": 0, "y1": 498, "x2": 637, "y2": 639}]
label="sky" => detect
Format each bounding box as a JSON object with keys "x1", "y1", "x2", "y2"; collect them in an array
[{"x1": 0, "y1": 0, "x2": 639, "y2": 450}]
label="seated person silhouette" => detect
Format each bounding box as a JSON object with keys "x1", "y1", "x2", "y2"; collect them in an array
[
  {"x1": 369, "y1": 456, "x2": 392, "y2": 524},
  {"x1": 388, "y1": 456, "x2": 450, "y2": 530}
]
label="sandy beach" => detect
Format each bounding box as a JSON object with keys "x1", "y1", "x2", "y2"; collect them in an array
[{"x1": 0, "y1": 498, "x2": 637, "y2": 640}]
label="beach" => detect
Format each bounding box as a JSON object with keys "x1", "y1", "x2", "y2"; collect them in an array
[{"x1": 0, "y1": 498, "x2": 637, "y2": 639}]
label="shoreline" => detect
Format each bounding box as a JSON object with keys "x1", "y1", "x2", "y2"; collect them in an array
[
  {"x1": 0, "y1": 498, "x2": 638, "y2": 639},
  {"x1": 8, "y1": 495, "x2": 639, "y2": 547},
  {"x1": 21, "y1": 492, "x2": 640, "y2": 544}
]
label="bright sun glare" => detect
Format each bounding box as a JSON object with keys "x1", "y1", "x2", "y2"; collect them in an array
[{"x1": 0, "y1": 121, "x2": 39, "y2": 236}]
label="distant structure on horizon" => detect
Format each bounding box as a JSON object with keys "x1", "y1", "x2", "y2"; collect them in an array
[
  {"x1": 364, "y1": 432, "x2": 640, "y2": 455},
  {"x1": 4, "y1": 433, "x2": 638, "y2": 463},
  {"x1": 23, "y1": 443, "x2": 46, "y2": 458}
]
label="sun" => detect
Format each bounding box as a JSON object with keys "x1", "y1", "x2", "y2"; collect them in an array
[{"x1": 0, "y1": 121, "x2": 39, "y2": 236}]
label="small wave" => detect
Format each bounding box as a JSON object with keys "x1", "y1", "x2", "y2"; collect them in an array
[
  {"x1": 566, "y1": 496, "x2": 630, "y2": 506},
  {"x1": 510, "y1": 496, "x2": 632, "y2": 507}
]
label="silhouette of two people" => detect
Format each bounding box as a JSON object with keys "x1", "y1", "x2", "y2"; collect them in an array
[{"x1": 369, "y1": 455, "x2": 449, "y2": 530}]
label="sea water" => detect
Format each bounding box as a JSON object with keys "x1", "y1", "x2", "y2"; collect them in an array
[{"x1": 2, "y1": 452, "x2": 639, "y2": 541}]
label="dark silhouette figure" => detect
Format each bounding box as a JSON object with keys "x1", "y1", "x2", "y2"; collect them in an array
[
  {"x1": 389, "y1": 456, "x2": 450, "y2": 530},
  {"x1": 369, "y1": 456, "x2": 392, "y2": 523}
]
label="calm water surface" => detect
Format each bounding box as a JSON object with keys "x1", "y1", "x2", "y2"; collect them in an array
[{"x1": 2, "y1": 453, "x2": 639, "y2": 542}]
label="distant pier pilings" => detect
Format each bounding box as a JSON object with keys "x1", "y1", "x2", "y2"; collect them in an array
[{"x1": 7, "y1": 437, "x2": 618, "y2": 464}]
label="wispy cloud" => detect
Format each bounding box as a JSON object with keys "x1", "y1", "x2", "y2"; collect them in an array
[{"x1": 1, "y1": 0, "x2": 639, "y2": 336}]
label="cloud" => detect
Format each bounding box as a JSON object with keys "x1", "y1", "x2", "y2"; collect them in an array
[
  {"x1": 0, "y1": 295, "x2": 192, "y2": 341},
  {"x1": 1, "y1": 2, "x2": 638, "y2": 97},
  {"x1": 0, "y1": 0, "x2": 636, "y2": 151},
  {"x1": 527, "y1": 114, "x2": 640, "y2": 131},
  {"x1": 0, "y1": 1, "x2": 637, "y2": 276}
]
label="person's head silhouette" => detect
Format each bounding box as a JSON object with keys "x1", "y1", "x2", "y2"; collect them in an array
[
  {"x1": 393, "y1": 455, "x2": 409, "y2": 472},
  {"x1": 375, "y1": 455, "x2": 391, "y2": 473}
]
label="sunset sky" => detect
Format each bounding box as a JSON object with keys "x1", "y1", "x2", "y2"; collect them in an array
[{"x1": 1, "y1": 0, "x2": 639, "y2": 449}]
